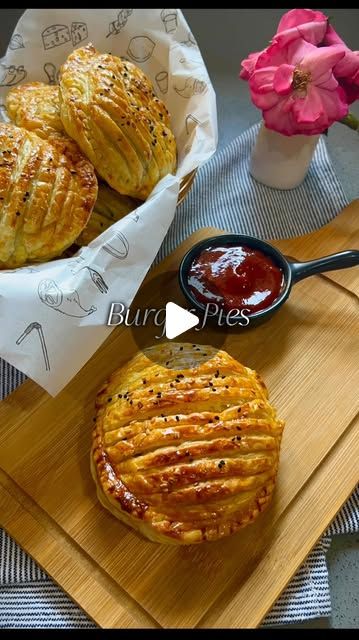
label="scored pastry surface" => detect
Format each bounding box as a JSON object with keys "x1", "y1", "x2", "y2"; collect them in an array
[
  {"x1": 0, "y1": 122, "x2": 97, "y2": 268},
  {"x1": 6, "y1": 81, "x2": 138, "y2": 246},
  {"x1": 92, "y1": 343, "x2": 284, "y2": 544},
  {"x1": 59, "y1": 44, "x2": 177, "y2": 199}
]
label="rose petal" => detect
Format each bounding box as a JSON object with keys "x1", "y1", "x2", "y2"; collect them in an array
[
  {"x1": 276, "y1": 8, "x2": 327, "y2": 33},
  {"x1": 249, "y1": 67, "x2": 277, "y2": 94},
  {"x1": 301, "y1": 45, "x2": 346, "y2": 81},
  {"x1": 240, "y1": 50, "x2": 263, "y2": 80},
  {"x1": 334, "y1": 49, "x2": 359, "y2": 78},
  {"x1": 263, "y1": 98, "x2": 296, "y2": 136},
  {"x1": 274, "y1": 22, "x2": 327, "y2": 47},
  {"x1": 292, "y1": 86, "x2": 324, "y2": 123},
  {"x1": 273, "y1": 64, "x2": 295, "y2": 95}
]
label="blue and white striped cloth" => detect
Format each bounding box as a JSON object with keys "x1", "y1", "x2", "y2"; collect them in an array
[{"x1": 0, "y1": 123, "x2": 358, "y2": 628}]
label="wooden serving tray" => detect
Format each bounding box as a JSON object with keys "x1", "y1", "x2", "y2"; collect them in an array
[{"x1": 0, "y1": 201, "x2": 358, "y2": 629}]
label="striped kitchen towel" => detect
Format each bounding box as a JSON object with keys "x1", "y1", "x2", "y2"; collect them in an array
[{"x1": 0, "y1": 123, "x2": 358, "y2": 627}]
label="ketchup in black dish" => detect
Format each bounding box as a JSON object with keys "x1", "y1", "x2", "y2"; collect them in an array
[{"x1": 187, "y1": 245, "x2": 284, "y2": 313}]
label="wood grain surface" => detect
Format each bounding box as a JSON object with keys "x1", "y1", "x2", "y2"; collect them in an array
[{"x1": 0, "y1": 200, "x2": 358, "y2": 628}]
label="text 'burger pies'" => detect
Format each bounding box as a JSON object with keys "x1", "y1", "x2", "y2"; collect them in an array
[
  {"x1": 59, "y1": 44, "x2": 177, "y2": 199},
  {"x1": 0, "y1": 122, "x2": 97, "y2": 268},
  {"x1": 92, "y1": 343, "x2": 284, "y2": 545}
]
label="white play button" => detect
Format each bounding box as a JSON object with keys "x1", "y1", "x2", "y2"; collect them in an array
[{"x1": 165, "y1": 302, "x2": 199, "y2": 340}]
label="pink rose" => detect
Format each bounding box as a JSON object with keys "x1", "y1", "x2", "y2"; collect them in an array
[
  {"x1": 248, "y1": 39, "x2": 348, "y2": 136},
  {"x1": 324, "y1": 25, "x2": 359, "y2": 103}
]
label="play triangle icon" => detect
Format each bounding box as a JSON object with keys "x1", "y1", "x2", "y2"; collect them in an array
[{"x1": 165, "y1": 302, "x2": 199, "y2": 340}]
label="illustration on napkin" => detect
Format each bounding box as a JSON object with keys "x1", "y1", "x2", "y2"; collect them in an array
[
  {"x1": 127, "y1": 36, "x2": 155, "y2": 63},
  {"x1": 181, "y1": 32, "x2": 197, "y2": 48},
  {"x1": 80, "y1": 266, "x2": 109, "y2": 294},
  {"x1": 16, "y1": 321, "x2": 50, "y2": 371},
  {"x1": 185, "y1": 113, "x2": 201, "y2": 135},
  {"x1": 155, "y1": 71, "x2": 168, "y2": 94},
  {"x1": 102, "y1": 231, "x2": 129, "y2": 260},
  {"x1": 160, "y1": 9, "x2": 178, "y2": 33},
  {"x1": 107, "y1": 9, "x2": 133, "y2": 38},
  {"x1": 42, "y1": 22, "x2": 88, "y2": 50},
  {"x1": 175, "y1": 77, "x2": 207, "y2": 98},
  {"x1": 9, "y1": 34, "x2": 25, "y2": 50},
  {"x1": 38, "y1": 279, "x2": 97, "y2": 317},
  {"x1": 0, "y1": 65, "x2": 27, "y2": 87},
  {"x1": 43, "y1": 62, "x2": 59, "y2": 85}
]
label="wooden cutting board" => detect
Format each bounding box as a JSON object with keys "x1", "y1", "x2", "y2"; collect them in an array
[{"x1": 0, "y1": 200, "x2": 358, "y2": 629}]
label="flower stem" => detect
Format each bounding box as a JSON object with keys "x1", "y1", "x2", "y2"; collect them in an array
[{"x1": 340, "y1": 113, "x2": 359, "y2": 133}]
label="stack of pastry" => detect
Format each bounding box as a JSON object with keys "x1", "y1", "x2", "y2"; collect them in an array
[{"x1": 0, "y1": 44, "x2": 177, "y2": 268}]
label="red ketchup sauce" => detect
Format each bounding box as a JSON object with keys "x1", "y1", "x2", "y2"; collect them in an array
[{"x1": 188, "y1": 245, "x2": 283, "y2": 313}]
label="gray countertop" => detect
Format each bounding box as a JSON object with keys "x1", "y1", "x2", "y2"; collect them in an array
[{"x1": 1, "y1": 8, "x2": 358, "y2": 630}]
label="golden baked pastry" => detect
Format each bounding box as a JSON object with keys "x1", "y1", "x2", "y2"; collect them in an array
[
  {"x1": 6, "y1": 82, "x2": 137, "y2": 247},
  {"x1": 59, "y1": 44, "x2": 177, "y2": 199},
  {"x1": 92, "y1": 343, "x2": 284, "y2": 545},
  {"x1": 0, "y1": 123, "x2": 97, "y2": 268},
  {"x1": 6, "y1": 82, "x2": 64, "y2": 140},
  {"x1": 77, "y1": 182, "x2": 138, "y2": 246}
]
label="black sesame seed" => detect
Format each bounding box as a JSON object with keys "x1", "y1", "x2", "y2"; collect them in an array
[
  {"x1": 208, "y1": 382, "x2": 213, "y2": 387},
  {"x1": 225, "y1": 385, "x2": 229, "y2": 389},
  {"x1": 118, "y1": 394, "x2": 122, "y2": 398},
  {"x1": 149, "y1": 389, "x2": 153, "y2": 393},
  {"x1": 179, "y1": 346, "x2": 183, "y2": 351},
  {"x1": 237, "y1": 436, "x2": 241, "y2": 441},
  {"x1": 211, "y1": 387, "x2": 216, "y2": 392},
  {"x1": 142, "y1": 379, "x2": 146, "y2": 384},
  {"x1": 175, "y1": 416, "x2": 180, "y2": 422},
  {"x1": 107, "y1": 397, "x2": 112, "y2": 402},
  {"x1": 237, "y1": 426, "x2": 241, "y2": 431},
  {"x1": 214, "y1": 416, "x2": 219, "y2": 420},
  {"x1": 156, "y1": 392, "x2": 161, "y2": 398},
  {"x1": 16, "y1": 211, "x2": 21, "y2": 216}
]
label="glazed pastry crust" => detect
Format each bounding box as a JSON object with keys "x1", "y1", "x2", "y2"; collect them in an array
[
  {"x1": 6, "y1": 82, "x2": 64, "y2": 139},
  {"x1": 92, "y1": 343, "x2": 284, "y2": 545},
  {"x1": 77, "y1": 182, "x2": 138, "y2": 246},
  {"x1": 59, "y1": 44, "x2": 177, "y2": 199},
  {"x1": 0, "y1": 123, "x2": 97, "y2": 268},
  {"x1": 6, "y1": 82, "x2": 137, "y2": 248}
]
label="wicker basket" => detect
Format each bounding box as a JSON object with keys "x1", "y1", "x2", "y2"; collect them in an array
[{"x1": 177, "y1": 169, "x2": 197, "y2": 206}]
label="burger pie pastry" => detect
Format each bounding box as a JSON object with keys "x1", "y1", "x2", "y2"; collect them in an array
[
  {"x1": 0, "y1": 123, "x2": 97, "y2": 268},
  {"x1": 76, "y1": 182, "x2": 138, "y2": 246},
  {"x1": 59, "y1": 44, "x2": 177, "y2": 199},
  {"x1": 6, "y1": 82, "x2": 138, "y2": 246},
  {"x1": 6, "y1": 82, "x2": 64, "y2": 140},
  {"x1": 92, "y1": 343, "x2": 284, "y2": 545}
]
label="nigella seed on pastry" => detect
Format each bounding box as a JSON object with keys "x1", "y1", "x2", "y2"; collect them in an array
[
  {"x1": 59, "y1": 44, "x2": 177, "y2": 199},
  {"x1": 91, "y1": 342, "x2": 285, "y2": 544},
  {"x1": 0, "y1": 123, "x2": 97, "y2": 269}
]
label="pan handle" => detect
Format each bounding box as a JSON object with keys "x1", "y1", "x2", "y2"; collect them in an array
[{"x1": 289, "y1": 250, "x2": 359, "y2": 283}]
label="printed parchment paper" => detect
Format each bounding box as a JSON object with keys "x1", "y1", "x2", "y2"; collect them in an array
[{"x1": 0, "y1": 9, "x2": 217, "y2": 395}]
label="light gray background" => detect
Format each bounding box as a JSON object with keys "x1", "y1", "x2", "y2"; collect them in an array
[{"x1": 0, "y1": 8, "x2": 358, "y2": 630}]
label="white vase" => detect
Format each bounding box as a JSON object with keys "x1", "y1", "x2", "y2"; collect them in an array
[{"x1": 250, "y1": 123, "x2": 320, "y2": 190}]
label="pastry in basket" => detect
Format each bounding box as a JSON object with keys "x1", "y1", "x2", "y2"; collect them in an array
[
  {"x1": 92, "y1": 343, "x2": 284, "y2": 545},
  {"x1": 0, "y1": 123, "x2": 97, "y2": 268},
  {"x1": 6, "y1": 81, "x2": 138, "y2": 242},
  {"x1": 59, "y1": 44, "x2": 177, "y2": 199},
  {"x1": 77, "y1": 182, "x2": 138, "y2": 246},
  {"x1": 6, "y1": 81, "x2": 64, "y2": 140}
]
